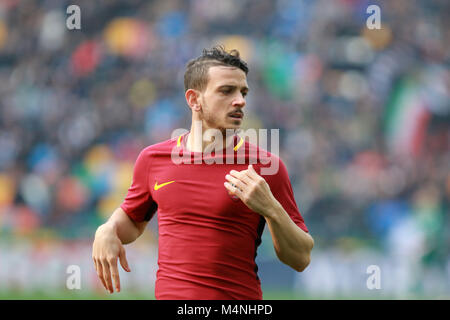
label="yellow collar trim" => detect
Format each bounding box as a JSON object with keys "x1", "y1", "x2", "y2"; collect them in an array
[{"x1": 177, "y1": 135, "x2": 243, "y2": 151}]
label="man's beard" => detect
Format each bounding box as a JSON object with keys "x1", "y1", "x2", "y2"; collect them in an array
[{"x1": 199, "y1": 101, "x2": 241, "y2": 136}]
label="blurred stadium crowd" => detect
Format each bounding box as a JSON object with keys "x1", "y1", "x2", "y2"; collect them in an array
[{"x1": 0, "y1": 0, "x2": 449, "y2": 297}]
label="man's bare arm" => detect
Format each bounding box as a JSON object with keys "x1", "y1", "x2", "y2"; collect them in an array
[
  {"x1": 92, "y1": 207, "x2": 149, "y2": 293},
  {"x1": 225, "y1": 165, "x2": 314, "y2": 272},
  {"x1": 99, "y1": 207, "x2": 149, "y2": 244},
  {"x1": 263, "y1": 202, "x2": 314, "y2": 271}
]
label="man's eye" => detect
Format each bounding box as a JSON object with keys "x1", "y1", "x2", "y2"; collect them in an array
[{"x1": 221, "y1": 90, "x2": 231, "y2": 94}]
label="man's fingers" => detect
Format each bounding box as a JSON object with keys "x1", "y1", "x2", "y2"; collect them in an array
[
  {"x1": 224, "y1": 181, "x2": 243, "y2": 198},
  {"x1": 102, "y1": 260, "x2": 114, "y2": 293},
  {"x1": 229, "y1": 169, "x2": 253, "y2": 185},
  {"x1": 94, "y1": 259, "x2": 108, "y2": 290},
  {"x1": 119, "y1": 248, "x2": 131, "y2": 273},
  {"x1": 225, "y1": 174, "x2": 246, "y2": 191},
  {"x1": 108, "y1": 258, "x2": 121, "y2": 293},
  {"x1": 246, "y1": 164, "x2": 260, "y2": 180}
]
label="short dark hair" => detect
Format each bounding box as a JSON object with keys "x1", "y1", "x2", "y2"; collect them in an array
[{"x1": 184, "y1": 45, "x2": 249, "y2": 92}]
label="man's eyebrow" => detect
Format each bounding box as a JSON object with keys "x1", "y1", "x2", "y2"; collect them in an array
[{"x1": 217, "y1": 85, "x2": 249, "y2": 91}]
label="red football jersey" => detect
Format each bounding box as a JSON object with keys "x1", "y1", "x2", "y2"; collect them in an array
[{"x1": 120, "y1": 132, "x2": 308, "y2": 299}]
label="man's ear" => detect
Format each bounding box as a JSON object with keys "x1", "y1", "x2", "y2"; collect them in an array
[{"x1": 185, "y1": 89, "x2": 201, "y2": 112}]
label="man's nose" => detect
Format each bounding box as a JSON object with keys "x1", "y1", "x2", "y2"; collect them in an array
[{"x1": 233, "y1": 93, "x2": 246, "y2": 108}]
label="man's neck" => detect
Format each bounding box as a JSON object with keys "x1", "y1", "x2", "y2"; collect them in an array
[{"x1": 186, "y1": 122, "x2": 236, "y2": 152}]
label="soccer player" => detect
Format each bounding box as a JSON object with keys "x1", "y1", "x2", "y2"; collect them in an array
[{"x1": 92, "y1": 46, "x2": 314, "y2": 299}]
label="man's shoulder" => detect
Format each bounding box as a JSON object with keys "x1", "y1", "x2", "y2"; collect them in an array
[
  {"x1": 242, "y1": 138, "x2": 282, "y2": 163},
  {"x1": 138, "y1": 135, "x2": 180, "y2": 157}
]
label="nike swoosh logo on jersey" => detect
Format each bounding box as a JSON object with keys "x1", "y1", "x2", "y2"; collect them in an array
[{"x1": 154, "y1": 181, "x2": 175, "y2": 190}]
